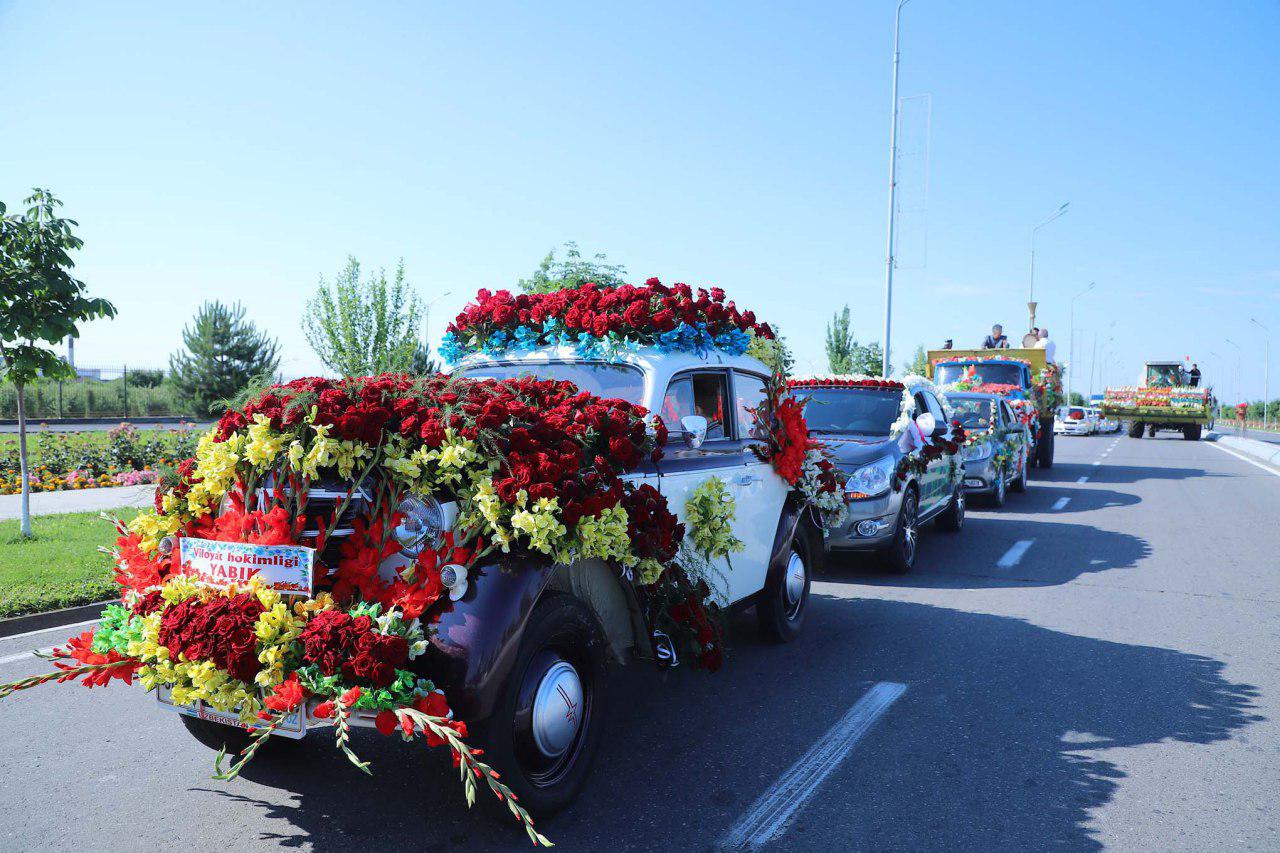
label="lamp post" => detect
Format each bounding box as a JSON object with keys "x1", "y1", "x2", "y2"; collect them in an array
[
  {"x1": 1068, "y1": 281, "x2": 1094, "y2": 405},
  {"x1": 1028, "y1": 202, "x2": 1070, "y2": 331},
  {"x1": 880, "y1": 0, "x2": 911, "y2": 378},
  {"x1": 1251, "y1": 318, "x2": 1271, "y2": 429}
]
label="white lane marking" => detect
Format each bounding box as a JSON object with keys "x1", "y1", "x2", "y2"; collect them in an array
[
  {"x1": 0, "y1": 617, "x2": 101, "y2": 643},
  {"x1": 0, "y1": 646, "x2": 54, "y2": 668},
  {"x1": 1076, "y1": 476, "x2": 1089, "y2": 484},
  {"x1": 997, "y1": 539, "x2": 1034, "y2": 569},
  {"x1": 1091, "y1": 460, "x2": 1101, "y2": 466},
  {"x1": 720, "y1": 682, "x2": 907, "y2": 850},
  {"x1": 1207, "y1": 441, "x2": 1280, "y2": 479},
  {"x1": 1051, "y1": 497, "x2": 1071, "y2": 510}
]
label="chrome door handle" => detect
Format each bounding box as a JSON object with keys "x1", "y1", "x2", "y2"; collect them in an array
[{"x1": 736, "y1": 473, "x2": 761, "y2": 486}]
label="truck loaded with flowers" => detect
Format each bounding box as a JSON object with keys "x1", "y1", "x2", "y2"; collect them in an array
[
  {"x1": 927, "y1": 349, "x2": 1062, "y2": 470},
  {"x1": 0, "y1": 281, "x2": 843, "y2": 846},
  {"x1": 1102, "y1": 360, "x2": 1212, "y2": 440}
]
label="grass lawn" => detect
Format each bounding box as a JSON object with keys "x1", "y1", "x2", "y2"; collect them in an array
[{"x1": 0, "y1": 508, "x2": 140, "y2": 619}]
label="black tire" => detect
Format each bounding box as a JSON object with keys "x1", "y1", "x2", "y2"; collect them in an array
[
  {"x1": 988, "y1": 464, "x2": 1007, "y2": 508},
  {"x1": 1036, "y1": 428, "x2": 1054, "y2": 469},
  {"x1": 472, "y1": 593, "x2": 606, "y2": 818},
  {"x1": 935, "y1": 482, "x2": 965, "y2": 532},
  {"x1": 1128, "y1": 421, "x2": 1143, "y2": 438},
  {"x1": 179, "y1": 714, "x2": 296, "y2": 756},
  {"x1": 1010, "y1": 452, "x2": 1028, "y2": 493},
  {"x1": 1183, "y1": 423, "x2": 1202, "y2": 441},
  {"x1": 880, "y1": 488, "x2": 919, "y2": 574},
  {"x1": 1148, "y1": 424, "x2": 1157, "y2": 437},
  {"x1": 757, "y1": 530, "x2": 812, "y2": 643}
]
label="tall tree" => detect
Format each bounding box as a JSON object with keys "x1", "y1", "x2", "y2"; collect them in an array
[
  {"x1": 517, "y1": 241, "x2": 627, "y2": 294},
  {"x1": 304, "y1": 257, "x2": 426, "y2": 376},
  {"x1": 853, "y1": 342, "x2": 886, "y2": 376},
  {"x1": 902, "y1": 344, "x2": 928, "y2": 378},
  {"x1": 825, "y1": 305, "x2": 856, "y2": 374},
  {"x1": 0, "y1": 189, "x2": 116, "y2": 537},
  {"x1": 169, "y1": 301, "x2": 280, "y2": 415}
]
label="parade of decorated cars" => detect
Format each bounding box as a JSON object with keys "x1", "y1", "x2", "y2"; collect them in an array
[{"x1": 0, "y1": 280, "x2": 1087, "y2": 845}]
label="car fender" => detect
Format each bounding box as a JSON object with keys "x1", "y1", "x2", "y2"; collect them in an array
[{"x1": 761, "y1": 494, "x2": 824, "y2": 597}]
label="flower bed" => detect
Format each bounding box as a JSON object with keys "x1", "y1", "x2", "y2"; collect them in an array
[{"x1": 0, "y1": 423, "x2": 198, "y2": 495}]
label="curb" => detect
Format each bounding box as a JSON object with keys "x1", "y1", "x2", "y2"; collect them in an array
[
  {"x1": 1208, "y1": 432, "x2": 1280, "y2": 468},
  {"x1": 0, "y1": 600, "x2": 113, "y2": 639}
]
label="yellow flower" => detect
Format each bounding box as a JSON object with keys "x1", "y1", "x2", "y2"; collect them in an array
[{"x1": 244, "y1": 414, "x2": 286, "y2": 468}]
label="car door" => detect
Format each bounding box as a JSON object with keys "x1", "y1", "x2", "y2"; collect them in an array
[
  {"x1": 727, "y1": 369, "x2": 790, "y2": 601},
  {"x1": 656, "y1": 369, "x2": 760, "y2": 607},
  {"x1": 916, "y1": 390, "x2": 952, "y2": 514}
]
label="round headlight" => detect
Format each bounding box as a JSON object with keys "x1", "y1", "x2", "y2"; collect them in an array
[{"x1": 393, "y1": 495, "x2": 445, "y2": 556}]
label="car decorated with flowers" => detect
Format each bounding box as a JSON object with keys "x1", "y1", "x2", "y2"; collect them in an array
[
  {"x1": 788, "y1": 376, "x2": 966, "y2": 574},
  {"x1": 947, "y1": 391, "x2": 1030, "y2": 507},
  {"x1": 0, "y1": 281, "x2": 842, "y2": 846},
  {"x1": 927, "y1": 348, "x2": 1063, "y2": 470}
]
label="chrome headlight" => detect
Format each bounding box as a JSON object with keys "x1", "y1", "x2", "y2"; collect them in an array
[
  {"x1": 845, "y1": 456, "x2": 896, "y2": 499},
  {"x1": 963, "y1": 442, "x2": 993, "y2": 462},
  {"x1": 393, "y1": 494, "x2": 450, "y2": 556}
]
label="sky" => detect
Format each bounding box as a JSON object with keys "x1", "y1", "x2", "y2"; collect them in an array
[{"x1": 2, "y1": 1, "x2": 1278, "y2": 403}]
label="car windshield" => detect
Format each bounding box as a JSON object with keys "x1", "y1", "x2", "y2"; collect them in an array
[
  {"x1": 1145, "y1": 364, "x2": 1184, "y2": 387},
  {"x1": 799, "y1": 387, "x2": 902, "y2": 436},
  {"x1": 453, "y1": 361, "x2": 645, "y2": 404},
  {"x1": 934, "y1": 362, "x2": 1025, "y2": 386},
  {"x1": 950, "y1": 397, "x2": 994, "y2": 431}
]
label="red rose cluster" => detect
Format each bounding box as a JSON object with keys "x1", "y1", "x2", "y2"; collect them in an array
[
  {"x1": 621, "y1": 483, "x2": 684, "y2": 569},
  {"x1": 666, "y1": 579, "x2": 724, "y2": 671},
  {"x1": 157, "y1": 592, "x2": 266, "y2": 684},
  {"x1": 446, "y1": 279, "x2": 774, "y2": 344},
  {"x1": 788, "y1": 377, "x2": 905, "y2": 390},
  {"x1": 299, "y1": 609, "x2": 410, "y2": 689}
]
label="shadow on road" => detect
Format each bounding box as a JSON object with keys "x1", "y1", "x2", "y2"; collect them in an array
[
  {"x1": 1041, "y1": 462, "x2": 1226, "y2": 485},
  {"x1": 1032, "y1": 487, "x2": 1140, "y2": 513},
  {"x1": 826, "y1": 518, "x2": 1152, "y2": 589},
  {"x1": 191, "y1": 596, "x2": 1260, "y2": 851}
]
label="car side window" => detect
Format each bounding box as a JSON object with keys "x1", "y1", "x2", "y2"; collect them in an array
[
  {"x1": 733, "y1": 372, "x2": 769, "y2": 440},
  {"x1": 662, "y1": 372, "x2": 730, "y2": 441},
  {"x1": 921, "y1": 391, "x2": 946, "y2": 425}
]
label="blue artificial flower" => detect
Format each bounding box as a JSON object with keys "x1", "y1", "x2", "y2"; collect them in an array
[
  {"x1": 438, "y1": 331, "x2": 467, "y2": 365},
  {"x1": 512, "y1": 324, "x2": 542, "y2": 350},
  {"x1": 481, "y1": 330, "x2": 511, "y2": 355},
  {"x1": 656, "y1": 329, "x2": 682, "y2": 353},
  {"x1": 574, "y1": 332, "x2": 601, "y2": 359},
  {"x1": 714, "y1": 328, "x2": 751, "y2": 356}
]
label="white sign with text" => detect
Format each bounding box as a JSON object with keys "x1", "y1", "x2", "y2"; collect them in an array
[{"x1": 179, "y1": 537, "x2": 314, "y2": 595}]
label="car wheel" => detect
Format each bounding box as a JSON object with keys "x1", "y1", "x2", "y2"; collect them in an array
[
  {"x1": 1148, "y1": 424, "x2": 1158, "y2": 437},
  {"x1": 1036, "y1": 429, "x2": 1054, "y2": 469},
  {"x1": 472, "y1": 593, "x2": 606, "y2": 818},
  {"x1": 1010, "y1": 453, "x2": 1028, "y2": 493},
  {"x1": 1128, "y1": 421, "x2": 1144, "y2": 438},
  {"x1": 989, "y1": 464, "x2": 1007, "y2": 508},
  {"x1": 935, "y1": 483, "x2": 965, "y2": 532},
  {"x1": 179, "y1": 714, "x2": 297, "y2": 756},
  {"x1": 880, "y1": 488, "x2": 919, "y2": 575},
  {"x1": 758, "y1": 532, "x2": 811, "y2": 642}
]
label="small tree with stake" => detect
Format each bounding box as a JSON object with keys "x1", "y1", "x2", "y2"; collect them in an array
[
  {"x1": 0, "y1": 190, "x2": 116, "y2": 538},
  {"x1": 169, "y1": 301, "x2": 280, "y2": 416},
  {"x1": 304, "y1": 256, "x2": 427, "y2": 377}
]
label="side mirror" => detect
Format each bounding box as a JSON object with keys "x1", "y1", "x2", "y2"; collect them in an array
[
  {"x1": 680, "y1": 415, "x2": 708, "y2": 449},
  {"x1": 931, "y1": 423, "x2": 950, "y2": 439}
]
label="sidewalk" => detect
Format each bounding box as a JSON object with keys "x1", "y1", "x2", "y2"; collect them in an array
[
  {"x1": 0, "y1": 484, "x2": 157, "y2": 520},
  {"x1": 1208, "y1": 431, "x2": 1280, "y2": 468}
]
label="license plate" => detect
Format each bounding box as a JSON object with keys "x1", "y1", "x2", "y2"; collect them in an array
[{"x1": 156, "y1": 685, "x2": 307, "y2": 739}]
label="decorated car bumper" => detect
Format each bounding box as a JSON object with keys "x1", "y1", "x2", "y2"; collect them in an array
[{"x1": 824, "y1": 492, "x2": 900, "y2": 550}]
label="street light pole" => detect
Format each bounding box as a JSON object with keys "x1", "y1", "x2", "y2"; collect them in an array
[
  {"x1": 1029, "y1": 202, "x2": 1070, "y2": 331},
  {"x1": 1251, "y1": 318, "x2": 1271, "y2": 429},
  {"x1": 881, "y1": 0, "x2": 910, "y2": 378},
  {"x1": 1069, "y1": 281, "x2": 1094, "y2": 404}
]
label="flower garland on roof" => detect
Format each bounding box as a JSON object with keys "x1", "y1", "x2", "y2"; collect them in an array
[
  {"x1": 439, "y1": 279, "x2": 775, "y2": 364},
  {"x1": 932, "y1": 354, "x2": 1032, "y2": 368}
]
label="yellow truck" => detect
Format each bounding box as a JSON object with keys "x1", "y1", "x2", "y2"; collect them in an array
[
  {"x1": 1101, "y1": 361, "x2": 1213, "y2": 440},
  {"x1": 927, "y1": 348, "x2": 1064, "y2": 469}
]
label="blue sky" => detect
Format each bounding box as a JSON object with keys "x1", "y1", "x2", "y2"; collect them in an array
[{"x1": 2, "y1": 1, "x2": 1278, "y2": 402}]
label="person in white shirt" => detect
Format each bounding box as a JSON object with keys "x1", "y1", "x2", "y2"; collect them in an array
[{"x1": 1035, "y1": 327, "x2": 1057, "y2": 363}]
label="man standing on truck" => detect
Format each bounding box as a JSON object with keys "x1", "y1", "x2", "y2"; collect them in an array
[
  {"x1": 982, "y1": 324, "x2": 1010, "y2": 349},
  {"x1": 1035, "y1": 327, "x2": 1057, "y2": 362},
  {"x1": 1188, "y1": 363, "x2": 1201, "y2": 386}
]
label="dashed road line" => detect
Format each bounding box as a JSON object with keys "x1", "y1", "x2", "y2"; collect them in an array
[
  {"x1": 1051, "y1": 497, "x2": 1071, "y2": 510},
  {"x1": 720, "y1": 681, "x2": 907, "y2": 850},
  {"x1": 1076, "y1": 476, "x2": 1089, "y2": 484},
  {"x1": 1091, "y1": 460, "x2": 1101, "y2": 466},
  {"x1": 996, "y1": 539, "x2": 1035, "y2": 569},
  {"x1": 0, "y1": 647, "x2": 54, "y2": 668}
]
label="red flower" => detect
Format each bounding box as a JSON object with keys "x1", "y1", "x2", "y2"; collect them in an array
[
  {"x1": 375, "y1": 709, "x2": 399, "y2": 736},
  {"x1": 264, "y1": 673, "x2": 307, "y2": 713}
]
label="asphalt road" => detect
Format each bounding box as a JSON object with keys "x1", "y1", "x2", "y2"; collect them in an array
[{"x1": 1, "y1": 433, "x2": 1278, "y2": 851}]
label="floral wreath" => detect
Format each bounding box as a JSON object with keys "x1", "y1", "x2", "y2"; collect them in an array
[
  {"x1": 440, "y1": 279, "x2": 775, "y2": 364},
  {"x1": 1104, "y1": 385, "x2": 1209, "y2": 410}
]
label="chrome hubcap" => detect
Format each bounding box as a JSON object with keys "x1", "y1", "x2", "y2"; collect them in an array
[
  {"x1": 530, "y1": 659, "x2": 583, "y2": 759},
  {"x1": 902, "y1": 499, "x2": 918, "y2": 561},
  {"x1": 784, "y1": 551, "x2": 806, "y2": 618}
]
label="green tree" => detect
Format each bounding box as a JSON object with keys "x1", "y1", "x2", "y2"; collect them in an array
[
  {"x1": 409, "y1": 340, "x2": 439, "y2": 375},
  {"x1": 852, "y1": 341, "x2": 885, "y2": 376},
  {"x1": 825, "y1": 305, "x2": 856, "y2": 373},
  {"x1": 748, "y1": 324, "x2": 794, "y2": 375},
  {"x1": 304, "y1": 257, "x2": 427, "y2": 376},
  {"x1": 1069, "y1": 391, "x2": 1087, "y2": 406},
  {"x1": 0, "y1": 189, "x2": 116, "y2": 537},
  {"x1": 517, "y1": 241, "x2": 627, "y2": 294},
  {"x1": 169, "y1": 301, "x2": 280, "y2": 416},
  {"x1": 901, "y1": 344, "x2": 927, "y2": 378}
]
